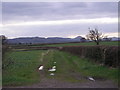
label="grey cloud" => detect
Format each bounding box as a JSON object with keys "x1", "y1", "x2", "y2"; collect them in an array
[
  {"x1": 1, "y1": 2, "x2": 118, "y2": 38},
  {"x1": 2, "y1": 2, "x2": 118, "y2": 23},
  {"x1": 0, "y1": 2, "x2": 2, "y2": 22},
  {"x1": 2, "y1": 22, "x2": 117, "y2": 38}
]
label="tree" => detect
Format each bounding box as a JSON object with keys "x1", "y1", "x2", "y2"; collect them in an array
[
  {"x1": 80, "y1": 37, "x2": 86, "y2": 42},
  {"x1": 102, "y1": 36, "x2": 112, "y2": 41},
  {"x1": 0, "y1": 35, "x2": 10, "y2": 69},
  {"x1": 0, "y1": 35, "x2": 7, "y2": 45},
  {"x1": 86, "y1": 28, "x2": 103, "y2": 45}
]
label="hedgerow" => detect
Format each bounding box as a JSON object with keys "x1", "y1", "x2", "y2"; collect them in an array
[{"x1": 59, "y1": 45, "x2": 119, "y2": 67}]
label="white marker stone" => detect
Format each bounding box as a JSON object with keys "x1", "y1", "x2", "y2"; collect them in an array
[
  {"x1": 54, "y1": 62, "x2": 56, "y2": 64},
  {"x1": 48, "y1": 68, "x2": 56, "y2": 72},
  {"x1": 38, "y1": 65, "x2": 44, "y2": 70},
  {"x1": 50, "y1": 73, "x2": 55, "y2": 76},
  {"x1": 88, "y1": 77, "x2": 95, "y2": 81},
  {"x1": 52, "y1": 66, "x2": 56, "y2": 69}
]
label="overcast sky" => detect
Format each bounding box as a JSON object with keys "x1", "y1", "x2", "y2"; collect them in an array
[{"x1": 0, "y1": 2, "x2": 118, "y2": 39}]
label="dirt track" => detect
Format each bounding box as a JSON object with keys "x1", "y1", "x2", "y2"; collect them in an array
[
  {"x1": 7, "y1": 71, "x2": 118, "y2": 88},
  {"x1": 3, "y1": 50, "x2": 119, "y2": 88},
  {"x1": 9, "y1": 79, "x2": 118, "y2": 88}
]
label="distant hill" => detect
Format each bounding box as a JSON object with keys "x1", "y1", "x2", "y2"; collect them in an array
[
  {"x1": 6, "y1": 36, "x2": 86, "y2": 44},
  {"x1": 6, "y1": 36, "x2": 120, "y2": 45},
  {"x1": 102, "y1": 37, "x2": 120, "y2": 41}
]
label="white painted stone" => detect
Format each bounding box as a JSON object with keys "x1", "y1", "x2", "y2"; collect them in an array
[
  {"x1": 52, "y1": 66, "x2": 56, "y2": 69},
  {"x1": 88, "y1": 77, "x2": 95, "y2": 81},
  {"x1": 50, "y1": 73, "x2": 55, "y2": 76},
  {"x1": 54, "y1": 62, "x2": 56, "y2": 64},
  {"x1": 38, "y1": 65, "x2": 44, "y2": 70},
  {"x1": 48, "y1": 68, "x2": 56, "y2": 72}
]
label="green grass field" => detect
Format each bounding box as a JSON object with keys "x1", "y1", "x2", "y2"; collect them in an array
[
  {"x1": 3, "y1": 49, "x2": 119, "y2": 86},
  {"x1": 3, "y1": 50, "x2": 46, "y2": 86},
  {"x1": 28, "y1": 41, "x2": 119, "y2": 47},
  {"x1": 10, "y1": 41, "x2": 119, "y2": 48}
]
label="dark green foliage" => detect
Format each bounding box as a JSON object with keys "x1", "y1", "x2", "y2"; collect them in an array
[
  {"x1": 2, "y1": 45, "x2": 10, "y2": 69},
  {"x1": 86, "y1": 46, "x2": 102, "y2": 62},
  {"x1": 60, "y1": 46, "x2": 119, "y2": 67},
  {"x1": 2, "y1": 45, "x2": 9, "y2": 55},
  {"x1": 2, "y1": 43, "x2": 10, "y2": 69},
  {"x1": 2, "y1": 35, "x2": 9, "y2": 63},
  {"x1": 103, "y1": 46, "x2": 119, "y2": 67}
]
